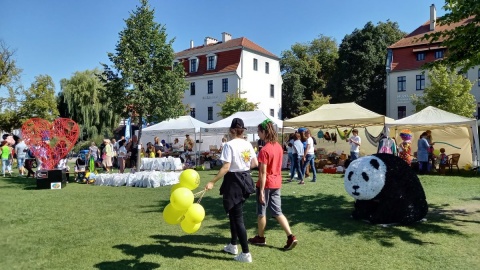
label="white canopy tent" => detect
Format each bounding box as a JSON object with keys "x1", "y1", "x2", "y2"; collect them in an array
[
  {"x1": 200, "y1": 110, "x2": 293, "y2": 135},
  {"x1": 139, "y1": 116, "x2": 212, "y2": 151},
  {"x1": 283, "y1": 102, "x2": 394, "y2": 128},
  {"x1": 385, "y1": 106, "x2": 480, "y2": 167}
]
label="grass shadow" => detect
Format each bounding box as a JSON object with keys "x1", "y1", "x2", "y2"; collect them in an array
[{"x1": 0, "y1": 175, "x2": 37, "y2": 189}]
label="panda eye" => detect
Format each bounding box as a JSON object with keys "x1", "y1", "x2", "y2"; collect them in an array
[
  {"x1": 348, "y1": 171, "x2": 353, "y2": 181},
  {"x1": 361, "y1": 172, "x2": 369, "y2": 182}
]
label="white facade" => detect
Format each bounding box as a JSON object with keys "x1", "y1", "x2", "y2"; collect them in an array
[
  {"x1": 180, "y1": 49, "x2": 282, "y2": 123},
  {"x1": 386, "y1": 68, "x2": 480, "y2": 119}
]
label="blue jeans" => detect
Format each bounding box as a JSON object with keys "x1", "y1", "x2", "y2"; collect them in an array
[
  {"x1": 291, "y1": 154, "x2": 303, "y2": 180},
  {"x1": 302, "y1": 154, "x2": 317, "y2": 181},
  {"x1": 288, "y1": 153, "x2": 294, "y2": 176},
  {"x1": 2, "y1": 159, "x2": 11, "y2": 174},
  {"x1": 350, "y1": 151, "x2": 359, "y2": 161}
]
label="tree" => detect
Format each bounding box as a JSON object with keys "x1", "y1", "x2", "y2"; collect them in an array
[
  {"x1": 298, "y1": 92, "x2": 331, "y2": 115},
  {"x1": 102, "y1": 0, "x2": 188, "y2": 169},
  {"x1": 423, "y1": 0, "x2": 480, "y2": 72},
  {"x1": 217, "y1": 94, "x2": 258, "y2": 118},
  {"x1": 411, "y1": 64, "x2": 475, "y2": 117},
  {"x1": 327, "y1": 21, "x2": 405, "y2": 114},
  {"x1": 281, "y1": 35, "x2": 338, "y2": 118},
  {"x1": 0, "y1": 40, "x2": 22, "y2": 89},
  {"x1": 20, "y1": 75, "x2": 59, "y2": 121},
  {"x1": 60, "y1": 69, "x2": 119, "y2": 139},
  {"x1": 0, "y1": 85, "x2": 23, "y2": 132}
]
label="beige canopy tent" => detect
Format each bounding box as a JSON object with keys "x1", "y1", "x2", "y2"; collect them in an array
[
  {"x1": 283, "y1": 102, "x2": 393, "y2": 128},
  {"x1": 385, "y1": 106, "x2": 480, "y2": 167}
]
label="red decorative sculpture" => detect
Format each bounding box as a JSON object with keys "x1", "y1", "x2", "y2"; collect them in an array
[{"x1": 21, "y1": 118, "x2": 80, "y2": 170}]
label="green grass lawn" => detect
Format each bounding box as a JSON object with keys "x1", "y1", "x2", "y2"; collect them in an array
[{"x1": 0, "y1": 168, "x2": 479, "y2": 270}]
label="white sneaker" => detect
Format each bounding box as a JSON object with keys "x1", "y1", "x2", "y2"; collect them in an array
[
  {"x1": 234, "y1": 252, "x2": 252, "y2": 263},
  {"x1": 223, "y1": 243, "x2": 238, "y2": 255}
]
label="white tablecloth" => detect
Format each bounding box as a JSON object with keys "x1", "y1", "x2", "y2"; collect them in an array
[{"x1": 94, "y1": 171, "x2": 181, "y2": 188}]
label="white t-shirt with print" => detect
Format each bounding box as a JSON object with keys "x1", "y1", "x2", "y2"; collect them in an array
[
  {"x1": 220, "y1": 138, "x2": 256, "y2": 172},
  {"x1": 306, "y1": 137, "x2": 315, "y2": 155},
  {"x1": 349, "y1": 135, "x2": 361, "y2": 152}
]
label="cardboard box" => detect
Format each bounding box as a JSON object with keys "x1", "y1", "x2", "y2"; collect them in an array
[{"x1": 36, "y1": 169, "x2": 67, "y2": 189}]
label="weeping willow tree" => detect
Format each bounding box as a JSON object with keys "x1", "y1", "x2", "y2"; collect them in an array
[{"x1": 60, "y1": 69, "x2": 119, "y2": 139}]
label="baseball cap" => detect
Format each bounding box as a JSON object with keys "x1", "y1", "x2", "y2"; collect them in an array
[{"x1": 230, "y1": 118, "x2": 246, "y2": 129}]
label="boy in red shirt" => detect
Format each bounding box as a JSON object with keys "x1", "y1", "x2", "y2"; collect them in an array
[{"x1": 248, "y1": 119, "x2": 298, "y2": 250}]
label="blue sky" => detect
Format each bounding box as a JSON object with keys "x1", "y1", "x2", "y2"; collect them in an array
[{"x1": 0, "y1": 0, "x2": 446, "y2": 94}]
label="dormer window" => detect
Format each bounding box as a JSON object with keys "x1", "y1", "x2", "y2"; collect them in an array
[
  {"x1": 416, "y1": 52, "x2": 425, "y2": 61},
  {"x1": 206, "y1": 53, "x2": 217, "y2": 70},
  {"x1": 435, "y1": 50, "x2": 444, "y2": 59},
  {"x1": 189, "y1": 57, "x2": 199, "y2": 73}
]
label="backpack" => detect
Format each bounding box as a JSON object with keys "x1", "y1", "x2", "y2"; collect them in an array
[
  {"x1": 27, "y1": 148, "x2": 36, "y2": 158},
  {"x1": 440, "y1": 153, "x2": 448, "y2": 165},
  {"x1": 324, "y1": 132, "x2": 331, "y2": 141},
  {"x1": 317, "y1": 130, "x2": 324, "y2": 139}
]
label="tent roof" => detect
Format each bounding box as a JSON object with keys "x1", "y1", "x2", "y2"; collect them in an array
[
  {"x1": 142, "y1": 115, "x2": 208, "y2": 135},
  {"x1": 201, "y1": 110, "x2": 286, "y2": 134},
  {"x1": 283, "y1": 102, "x2": 392, "y2": 128},
  {"x1": 385, "y1": 106, "x2": 476, "y2": 129}
]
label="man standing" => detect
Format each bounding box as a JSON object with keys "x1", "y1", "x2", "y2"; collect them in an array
[
  {"x1": 248, "y1": 119, "x2": 298, "y2": 250},
  {"x1": 348, "y1": 129, "x2": 361, "y2": 161},
  {"x1": 184, "y1": 134, "x2": 194, "y2": 152}
]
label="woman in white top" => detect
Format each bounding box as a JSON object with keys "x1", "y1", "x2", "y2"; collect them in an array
[
  {"x1": 301, "y1": 130, "x2": 317, "y2": 182},
  {"x1": 205, "y1": 118, "x2": 258, "y2": 263},
  {"x1": 289, "y1": 132, "x2": 305, "y2": 184},
  {"x1": 117, "y1": 140, "x2": 128, "y2": 173}
]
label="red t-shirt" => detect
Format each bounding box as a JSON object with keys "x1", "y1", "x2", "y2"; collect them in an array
[{"x1": 257, "y1": 142, "x2": 283, "y2": 189}]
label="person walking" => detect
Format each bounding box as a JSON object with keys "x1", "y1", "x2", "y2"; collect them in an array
[
  {"x1": 302, "y1": 130, "x2": 317, "y2": 182},
  {"x1": 248, "y1": 119, "x2": 298, "y2": 250},
  {"x1": 102, "y1": 139, "x2": 114, "y2": 173},
  {"x1": 117, "y1": 140, "x2": 128, "y2": 173},
  {"x1": 1, "y1": 141, "x2": 12, "y2": 177},
  {"x1": 204, "y1": 118, "x2": 258, "y2": 263},
  {"x1": 417, "y1": 132, "x2": 430, "y2": 174},
  {"x1": 15, "y1": 138, "x2": 28, "y2": 176},
  {"x1": 288, "y1": 132, "x2": 305, "y2": 184}
]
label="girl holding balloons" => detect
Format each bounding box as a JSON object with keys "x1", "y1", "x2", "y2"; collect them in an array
[{"x1": 205, "y1": 118, "x2": 258, "y2": 263}]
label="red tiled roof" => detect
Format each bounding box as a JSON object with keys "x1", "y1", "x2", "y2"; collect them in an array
[
  {"x1": 176, "y1": 37, "x2": 278, "y2": 59},
  {"x1": 175, "y1": 37, "x2": 278, "y2": 77},
  {"x1": 389, "y1": 16, "x2": 474, "y2": 49},
  {"x1": 178, "y1": 49, "x2": 242, "y2": 77}
]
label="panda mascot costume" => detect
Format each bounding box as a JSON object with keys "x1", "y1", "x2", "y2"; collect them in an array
[{"x1": 344, "y1": 154, "x2": 428, "y2": 225}]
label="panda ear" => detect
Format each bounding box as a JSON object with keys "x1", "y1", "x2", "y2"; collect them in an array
[{"x1": 370, "y1": 159, "x2": 380, "y2": 170}]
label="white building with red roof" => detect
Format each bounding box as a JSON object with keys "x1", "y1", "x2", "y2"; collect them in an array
[
  {"x1": 175, "y1": 32, "x2": 282, "y2": 123},
  {"x1": 386, "y1": 5, "x2": 479, "y2": 119}
]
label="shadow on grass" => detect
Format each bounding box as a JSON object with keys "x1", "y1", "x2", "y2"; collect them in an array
[
  {"x1": 0, "y1": 176, "x2": 37, "y2": 190},
  {"x1": 94, "y1": 234, "x2": 230, "y2": 269}
]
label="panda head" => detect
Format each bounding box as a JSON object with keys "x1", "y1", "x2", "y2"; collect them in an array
[{"x1": 344, "y1": 156, "x2": 387, "y2": 200}]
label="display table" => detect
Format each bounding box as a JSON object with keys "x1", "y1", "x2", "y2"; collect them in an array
[
  {"x1": 140, "y1": 157, "x2": 182, "y2": 171},
  {"x1": 95, "y1": 171, "x2": 181, "y2": 188}
]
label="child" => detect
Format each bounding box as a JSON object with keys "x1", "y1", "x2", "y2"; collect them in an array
[
  {"x1": 148, "y1": 145, "x2": 156, "y2": 158},
  {"x1": 439, "y1": 148, "x2": 448, "y2": 175}
]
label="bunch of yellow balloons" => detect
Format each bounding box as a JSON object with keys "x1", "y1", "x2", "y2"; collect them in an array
[{"x1": 163, "y1": 169, "x2": 206, "y2": 234}]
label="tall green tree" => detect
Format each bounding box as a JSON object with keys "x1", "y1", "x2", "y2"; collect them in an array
[
  {"x1": 20, "y1": 75, "x2": 59, "y2": 121},
  {"x1": 411, "y1": 64, "x2": 475, "y2": 117},
  {"x1": 281, "y1": 35, "x2": 338, "y2": 118},
  {"x1": 327, "y1": 21, "x2": 405, "y2": 114},
  {"x1": 298, "y1": 92, "x2": 331, "y2": 115},
  {"x1": 0, "y1": 85, "x2": 23, "y2": 132},
  {"x1": 423, "y1": 0, "x2": 480, "y2": 72},
  {"x1": 217, "y1": 94, "x2": 258, "y2": 118},
  {"x1": 102, "y1": 0, "x2": 188, "y2": 169},
  {"x1": 60, "y1": 69, "x2": 119, "y2": 139},
  {"x1": 0, "y1": 40, "x2": 22, "y2": 89}
]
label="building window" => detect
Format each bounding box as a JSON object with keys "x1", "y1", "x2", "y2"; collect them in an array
[
  {"x1": 190, "y1": 82, "x2": 195, "y2": 95},
  {"x1": 190, "y1": 58, "x2": 197, "y2": 72},
  {"x1": 397, "y1": 76, "x2": 406, "y2": 92},
  {"x1": 270, "y1": 84, "x2": 274, "y2": 97},
  {"x1": 416, "y1": 52, "x2": 425, "y2": 61},
  {"x1": 270, "y1": 109, "x2": 274, "y2": 117},
  {"x1": 173, "y1": 61, "x2": 179, "y2": 67},
  {"x1": 207, "y1": 107, "x2": 213, "y2": 120},
  {"x1": 416, "y1": 74, "x2": 425, "y2": 90},
  {"x1": 222, "y1": 78, "x2": 228, "y2": 92},
  {"x1": 398, "y1": 106, "x2": 406, "y2": 119},
  {"x1": 265, "y1": 62, "x2": 269, "y2": 74},
  {"x1": 190, "y1": 108, "x2": 195, "y2": 118},
  {"x1": 253, "y1": 58, "x2": 258, "y2": 71},
  {"x1": 207, "y1": 56, "x2": 215, "y2": 70},
  {"x1": 207, "y1": 80, "x2": 213, "y2": 94},
  {"x1": 435, "y1": 50, "x2": 444, "y2": 59}
]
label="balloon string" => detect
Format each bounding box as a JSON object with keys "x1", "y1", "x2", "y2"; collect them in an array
[{"x1": 195, "y1": 190, "x2": 206, "y2": 204}]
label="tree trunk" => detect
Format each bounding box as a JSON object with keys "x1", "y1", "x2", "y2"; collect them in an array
[{"x1": 136, "y1": 112, "x2": 143, "y2": 171}]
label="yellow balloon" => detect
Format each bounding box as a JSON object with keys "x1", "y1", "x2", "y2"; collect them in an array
[
  {"x1": 170, "y1": 183, "x2": 183, "y2": 194},
  {"x1": 184, "y1": 203, "x2": 205, "y2": 224},
  {"x1": 163, "y1": 203, "x2": 186, "y2": 225},
  {"x1": 181, "y1": 219, "x2": 201, "y2": 234},
  {"x1": 170, "y1": 187, "x2": 194, "y2": 211},
  {"x1": 179, "y1": 169, "x2": 200, "y2": 190},
  {"x1": 433, "y1": 149, "x2": 440, "y2": 156}
]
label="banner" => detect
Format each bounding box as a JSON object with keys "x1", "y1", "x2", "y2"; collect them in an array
[{"x1": 125, "y1": 117, "x2": 131, "y2": 140}]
